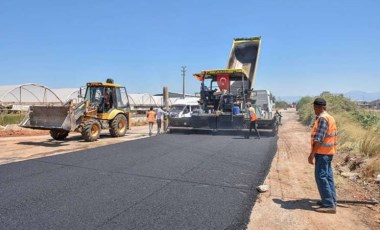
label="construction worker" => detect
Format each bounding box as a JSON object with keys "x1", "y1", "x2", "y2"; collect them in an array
[
  {"x1": 156, "y1": 107, "x2": 167, "y2": 134},
  {"x1": 308, "y1": 98, "x2": 338, "y2": 214},
  {"x1": 146, "y1": 106, "x2": 156, "y2": 136},
  {"x1": 103, "y1": 87, "x2": 112, "y2": 111},
  {"x1": 275, "y1": 110, "x2": 282, "y2": 125},
  {"x1": 245, "y1": 102, "x2": 260, "y2": 139},
  {"x1": 232, "y1": 103, "x2": 241, "y2": 115}
]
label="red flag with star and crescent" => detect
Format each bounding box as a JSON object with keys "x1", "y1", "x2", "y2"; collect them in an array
[{"x1": 216, "y1": 74, "x2": 230, "y2": 91}]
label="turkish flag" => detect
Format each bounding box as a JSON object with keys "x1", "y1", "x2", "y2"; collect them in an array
[{"x1": 216, "y1": 74, "x2": 230, "y2": 91}]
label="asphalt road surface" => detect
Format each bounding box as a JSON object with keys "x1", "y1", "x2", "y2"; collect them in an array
[{"x1": 0, "y1": 132, "x2": 277, "y2": 229}]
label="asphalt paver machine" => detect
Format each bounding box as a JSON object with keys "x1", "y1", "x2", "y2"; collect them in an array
[
  {"x1": 168, "y1": 37, "x2": 279, "y2": 135},
  {"x1": 20, "y1": 79, "x2": 131, "y2": 142}
]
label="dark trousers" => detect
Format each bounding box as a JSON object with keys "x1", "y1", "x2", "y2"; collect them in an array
[
  {"x1": 315, "y1": 154, "x2": 336, "y2": 207},
  {"x1": 246, "y1": 120, "x2": 260, "y2": 138},
  {"x1": 156, "y1": 119, "x2": 162, "y2": 133}
]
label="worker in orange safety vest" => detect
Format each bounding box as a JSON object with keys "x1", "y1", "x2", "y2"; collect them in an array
[
  {"x1": 308, "y1": 98, "x2": 338, "y2": 214},
  {"x1": 146, "y1": 106, "x2": 156, "y2": 136},
  {"x1": 245, "y1": 102, "x2": 260, "y2": 139}
]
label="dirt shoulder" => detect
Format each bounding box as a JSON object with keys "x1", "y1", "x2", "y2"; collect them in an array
[
  {"x1": 247, "y1": 108, "x2": 380, "y2": 230},
  {"x1": 0, "y1": 125, "x2": 153, "y2": 165}
]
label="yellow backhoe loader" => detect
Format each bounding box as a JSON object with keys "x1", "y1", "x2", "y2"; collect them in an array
[{"x1": 20, "y1": 79, "x2": 131, "y2": 142}]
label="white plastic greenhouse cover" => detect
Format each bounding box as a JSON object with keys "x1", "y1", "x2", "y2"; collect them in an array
[
  {"x1": 1, "y1": 83, "x2": 185, "y2": 109},
  {"x1": 128, "y1": 94, "x2": 176, "y2": 107},
  {"x1": 51, "y1": 87, "x2": 85, "y2": 104},
  {"x1": 0, "y1": 83, "x2": 63, "y2": 106}
]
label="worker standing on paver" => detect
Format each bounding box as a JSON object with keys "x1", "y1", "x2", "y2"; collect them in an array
[
  {"x1": 233, "y1": 102, "x2": 241, "y2": 115},
  {"x1": 147, "y1": 107, "x2": 156, "y2": 136},
  {"x1": 308, "y1": 98, "x2": 338, "y2": 214},
  {"x1": 245, "y1": 102, "x2": 260, "y2": 139}
]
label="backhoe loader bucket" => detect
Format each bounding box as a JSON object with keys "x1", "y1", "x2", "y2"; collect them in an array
[{"x1": 19, "y1": 105, "x2": 73, "y2": 131}]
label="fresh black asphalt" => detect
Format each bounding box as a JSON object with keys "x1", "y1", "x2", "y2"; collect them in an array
[{"x1": 0, "y1": 132, "x2": 277, "y2": 230}]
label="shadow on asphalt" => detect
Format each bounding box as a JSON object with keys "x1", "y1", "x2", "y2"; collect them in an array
[
  {"x1": 17, "y1": 135, "x2": 82, "y2": 146},
  {"x1": 17, "y1": 140, "x2": 70, "y2": 147},
  {"x1": 16, "y1": 133, "x2": 141, "y2": 146}
]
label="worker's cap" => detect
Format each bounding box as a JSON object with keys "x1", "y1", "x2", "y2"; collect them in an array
[{"x1": 313, "y1": 98, "x2": 327, "y2": 106}]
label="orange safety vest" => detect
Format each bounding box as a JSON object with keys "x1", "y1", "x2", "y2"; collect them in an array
[
  {"x1": 249, "y1": 107, "x2": 257, "y2": 122},
  {"x1": 147, "y1": 111, "x2": 156, "y2": 123},
  {"x1": 310, "y1": 112, "x2": 338, "y2": 155}
]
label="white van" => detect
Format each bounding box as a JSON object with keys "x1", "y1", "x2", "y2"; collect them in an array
[
  {"x1": 253, "y1": 90, "x2": 274, "y2": 119},
  {"x1": 169, "y1": 97, "x2": 200, "y2": 118}
]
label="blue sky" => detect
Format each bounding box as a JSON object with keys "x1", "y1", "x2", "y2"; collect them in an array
[{"x1": 0, "y1": 0, "x2": 379, "y2": 97}]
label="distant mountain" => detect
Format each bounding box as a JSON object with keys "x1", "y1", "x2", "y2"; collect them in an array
[
  {"x1": 344, "y1": 91, "x2": 380, "y2": 102},
  {"x1": 276, "y1": 96, "x2": 301, "y2": 104}
]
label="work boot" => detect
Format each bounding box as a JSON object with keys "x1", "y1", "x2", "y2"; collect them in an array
[
  {"x1": 314, "y1": 206, "x2": 336, "y2": 214},
  {"x1": 315, "y1": 200, "x2": 337, "y2": 206}
]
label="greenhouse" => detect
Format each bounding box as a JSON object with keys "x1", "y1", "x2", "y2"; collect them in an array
[{"x1": 0, "y1": 84, "x2": 183, "y2": 112}]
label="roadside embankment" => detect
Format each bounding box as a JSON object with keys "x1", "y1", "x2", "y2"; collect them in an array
[{"x1": 247, "y1": 108, "x2": 379, "y2": 230}]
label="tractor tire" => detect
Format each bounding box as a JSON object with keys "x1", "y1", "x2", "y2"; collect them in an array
[
  {"x1": 109, "y1": 114, "x2": 128, "y2": 137},
  {"x1": 50, "y1": 129, "x2": 69, "y2": 140},
  {"x1": 81, "y1": 120, "x2": 101, "y2": 142}
]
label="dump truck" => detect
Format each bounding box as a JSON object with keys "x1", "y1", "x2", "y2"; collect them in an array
[
  {"x1": 168, "y1": 37, "x2": 279, "y2": 135},
  {"x1": 19, "y1": 79, "x2": 131, "y2": 142}
]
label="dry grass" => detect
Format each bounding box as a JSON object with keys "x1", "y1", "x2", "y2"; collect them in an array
[
  {"x1": 329, "y1": 113, "x2": 380, "y2": 157},
  {"x1": 362, "y1": 157, "x2": 380, "y2": 178},
  {"x1": 360, "y1": 135, "x2": 380, "y2": 157},
  {"x1": 334, "y1": 113, "x2": 380, "y2": 178}
]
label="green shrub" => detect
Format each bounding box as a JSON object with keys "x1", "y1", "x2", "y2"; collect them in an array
[
  {"x1": 352, "y1": 111, "x2": 380, "y2": 131},
  {"x1": 0, "y1": 114, "x2": 25, "y2": 126},
  {"x1": 323, "y1": 94, "x2": 357, "y2": 114},
  {"x1": 275, "y1": 101, "x2": 288, "y2": 109},
  {"x1": 297, "y1": 96, "x2": 314, "y2": 126}
]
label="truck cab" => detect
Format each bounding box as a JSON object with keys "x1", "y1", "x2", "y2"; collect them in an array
[{"x1": 253, "y1": 90, "x2": 274, "y2": 119}]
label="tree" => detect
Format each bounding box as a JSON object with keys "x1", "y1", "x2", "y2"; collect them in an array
[{"x1": 275, "y1": 101, "x2": 288, "y2": 109}]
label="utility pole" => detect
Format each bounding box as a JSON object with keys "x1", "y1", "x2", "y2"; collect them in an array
[
  {"x1": 181, "y1": 66, "x2": 186, "y2": 98},
  {"x1": 163, "y1": 86, "x2": 169, "y2": 110}
]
